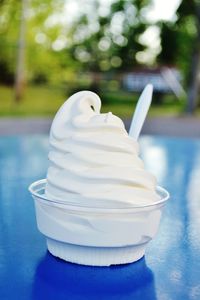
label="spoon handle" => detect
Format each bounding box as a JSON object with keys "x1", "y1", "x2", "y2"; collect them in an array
[{"x1": 129, "y1": 84, "x2": 153, "y2": 140}]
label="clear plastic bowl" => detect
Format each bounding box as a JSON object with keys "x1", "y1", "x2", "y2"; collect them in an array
[{"x1": 29, "y1": 179, "x2": 169, "y2": 266}]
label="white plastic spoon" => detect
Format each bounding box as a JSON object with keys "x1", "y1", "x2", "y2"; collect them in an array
[{"x1": 129, "y1": 84, "x2": 153, "y2": 140}]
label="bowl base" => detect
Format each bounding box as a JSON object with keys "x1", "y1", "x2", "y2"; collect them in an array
[{"x1": 46, "y1": 238, "x2": 146, "y2": 266}]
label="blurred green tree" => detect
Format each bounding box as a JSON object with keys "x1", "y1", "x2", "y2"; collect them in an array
[
  {"x1": 2, "y1": 0, "x2": 199, "y2": 112},
  {"x1": 0, "y1": 0, "x2": 77, "y2": 100},
  {"x1": 69, "y1": 0, "x2": 150, "y2": 73},
  {"x1": 158, "y1": 0, "x2": 200, "y2": 113}
]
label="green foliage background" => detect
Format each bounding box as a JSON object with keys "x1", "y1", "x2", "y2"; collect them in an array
[{"x1": 0, "y1": 0, "x2": 199, "y2": 115}]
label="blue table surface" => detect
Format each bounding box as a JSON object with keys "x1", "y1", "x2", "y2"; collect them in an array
[{"x1": 0, "y1": 135, "x2": 200, "y2": 300}]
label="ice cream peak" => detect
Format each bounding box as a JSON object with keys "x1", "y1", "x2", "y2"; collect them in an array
[{"x1": 45, "y1": 91, "x2": 159, "y2": 208}]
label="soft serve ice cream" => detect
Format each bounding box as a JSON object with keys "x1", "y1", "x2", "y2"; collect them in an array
[
  {"x1": 29, "y1": 90, "x2": 169, "y2": 266},
  {"x1": 45, "y1": 91, "x2": 159, "y2": 207}
]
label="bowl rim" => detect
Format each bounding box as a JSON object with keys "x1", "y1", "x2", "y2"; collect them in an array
[{"x1": 29, "y1": 179, "x2": 170, "y2": 211}]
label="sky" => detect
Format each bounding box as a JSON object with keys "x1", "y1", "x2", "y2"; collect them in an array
[
  {"x1": 144, "y1": 0, "x2": 181, "y2": 22},
  {"x1": 64, "y1": 0, "x2": 181, "y2": 24}
]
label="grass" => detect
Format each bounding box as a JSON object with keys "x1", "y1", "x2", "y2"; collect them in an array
[
  {"x1": 0, "y1": 84, "x2": 191, "y2": 119},
  {"x1": 0, "y1": 85, "x2": 65, "y2": 117},
  {"x1": 101, "y1": 91, "x2": 187, "y2": 118}
]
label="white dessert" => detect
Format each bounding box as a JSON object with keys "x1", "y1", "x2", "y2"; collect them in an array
[
  {"x1": 45, "y1": 91, "x2": 159, "y2": 207},
  {"x1": 29, "y1": 90, "x2": 169, "y2": 266}
]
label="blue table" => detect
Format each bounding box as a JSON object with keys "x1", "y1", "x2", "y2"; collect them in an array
[{"x1": 0, "y1": 135, "x2": 200, "y2": 300}]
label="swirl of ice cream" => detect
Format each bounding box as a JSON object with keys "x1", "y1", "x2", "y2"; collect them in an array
[{"x1": 45, "y1": 91, "x2": 159, "y2": 208}]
